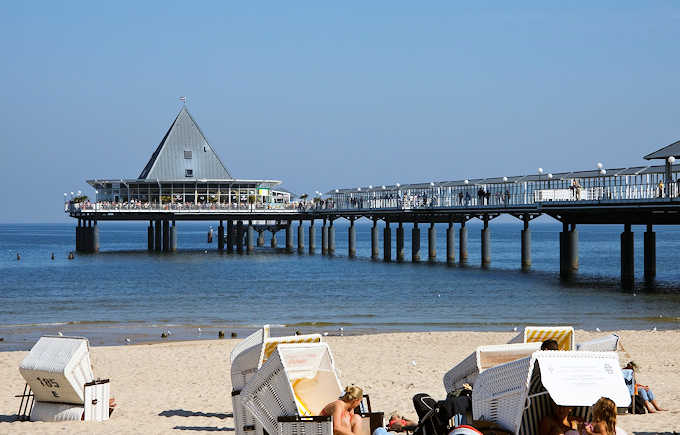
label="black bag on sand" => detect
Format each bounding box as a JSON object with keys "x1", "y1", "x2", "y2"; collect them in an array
[
  {"x1": 412, "y1": 392, "x2": 472, "y2": 435},
  {"x1": 629, "y1": 395, "x2": 646, "y2": 414}
]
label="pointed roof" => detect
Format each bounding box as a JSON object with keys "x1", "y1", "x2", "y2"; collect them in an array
[
  {"x1": 138, "y1": 106, "x2": 233, "y2": 180},
  {"x1": 644, "y1": 139, "x2": 680, "y2": 160}
]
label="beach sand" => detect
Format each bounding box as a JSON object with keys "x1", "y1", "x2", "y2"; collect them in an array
[{"x1": 0, "y1": 330, "x2": 678, "y2": 434}]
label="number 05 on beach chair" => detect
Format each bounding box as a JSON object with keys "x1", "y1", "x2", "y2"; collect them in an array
[
  {"x1": 241, "y1": 342, "x2": 369, "y2": 435},
  {"x1": 17, "y1": 335, "x2": 110, "y2": 422}
]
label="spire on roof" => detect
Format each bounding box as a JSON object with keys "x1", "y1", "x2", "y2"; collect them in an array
[{"x1": 138, "y1": 106, "x2": 233, "y2": 180}]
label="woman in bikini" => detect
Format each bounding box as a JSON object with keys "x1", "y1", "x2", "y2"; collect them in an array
[{"x1": 321, "y1": 386, "x2": 364, "y2": 435}]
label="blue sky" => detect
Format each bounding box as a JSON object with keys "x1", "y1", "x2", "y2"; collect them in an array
[{"x1": 2, "y1": 1, "x2": 680, "y2": 222}]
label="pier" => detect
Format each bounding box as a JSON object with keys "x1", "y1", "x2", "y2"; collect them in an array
[{"x1": 66, "y1": 105, "x2": 680, "y2": 289}]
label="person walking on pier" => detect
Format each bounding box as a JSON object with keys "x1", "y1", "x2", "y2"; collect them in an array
[
  {"x1": 658, "y1": 180, "x2": 664, "y2": 198},
  {"x1": 458, "y1": 191, "x2": 464, "y2": 205}
]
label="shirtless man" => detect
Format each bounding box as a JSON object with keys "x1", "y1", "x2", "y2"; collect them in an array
[{"x1": 321, "y1": 385, "x2": 364, "y2": 435}]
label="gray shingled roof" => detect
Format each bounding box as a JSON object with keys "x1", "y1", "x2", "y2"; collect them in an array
[
  {"x1": 138, "y1": 106, "x2": 233, "y2": 180},
  {"x1": 644, "y1": 139, "x2": 680, "y2": 160}
]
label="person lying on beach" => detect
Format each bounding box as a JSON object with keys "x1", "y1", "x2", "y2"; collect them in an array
[
  {"x1": 621, "y1": 361, "x2": 666, "y2": 413},
  {"x1": 582, "y1": 397, "x2": 626, "y2": 435},
  {"x1": 541, "y1": 339, "x2": 559, "y2": 351},
  {"x1": 321, "y1": 385, "x2": 364, "y2": 435},
  {"x1": 386, "y1": 413, "x2": 417, "y2": 432},
  {"x1": 539, "y1": 399, "x2": 585, "y2": 435}
]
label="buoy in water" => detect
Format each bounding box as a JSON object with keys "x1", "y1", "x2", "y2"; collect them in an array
[
  {"x1": 68, "y1": 252, "x2": 75, "y2": 260},
  {"x1": 51, "y1": 252, "x2": 55, "y2": 260},
  {"x1": 16, "y1": 253, "x2": 20, "y2": 261},
  {"x1": 218, "y1": 330, "x2": 225, "y2": 338}
]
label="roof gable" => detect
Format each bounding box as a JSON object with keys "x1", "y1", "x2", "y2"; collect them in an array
[
  {"x1": 138, "y1": 106, "x2": 233, "y2": 180},
  {"x1": 644, "y1": 139, "x2": 680, "y2": 160}
]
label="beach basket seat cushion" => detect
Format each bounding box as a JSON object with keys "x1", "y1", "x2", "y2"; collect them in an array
[
  {"x1": 443, "y1": 342, "x2": 541, "y2": 393},
  {"x1": 241, "y1": 342, "x2": 342, "y2": 435},
  {"x1": 472, "y1": 351, "x2": 631, "y2": 435}
]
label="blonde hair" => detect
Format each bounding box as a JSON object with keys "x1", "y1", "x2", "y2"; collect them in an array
[
  {"x1": 592, "y1": 397, "x2": 616, "y2": 435},
  {"x1": 340, "y1": 385, "x2": 363, "y2": 403}
]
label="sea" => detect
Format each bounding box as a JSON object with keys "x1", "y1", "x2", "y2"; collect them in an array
[{"x1": 1, "y1": 221, "x2": 679, "y2": 351}]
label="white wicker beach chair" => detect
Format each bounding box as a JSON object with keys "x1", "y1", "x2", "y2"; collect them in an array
[
  {"x1": 472, "y1": 350, "x2": 631, "y2": 435},
  {"x1": 240, "y1": 342, "x2": 345, "y2": 435},
  {"x1": 230, "y1": 327, "x2": 323, "y2": 435},
  {"x1": 443, "y1": 342, "x2": 542, "y2": 393},
  {"x1": 17, "y1": 335, "x2": 110, "y2": 422},
  {"x1": 575, "y1": 334, "x2": 619, "y2": 352}
]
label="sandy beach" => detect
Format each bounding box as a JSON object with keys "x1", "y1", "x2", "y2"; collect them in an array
[{"x1": 0, "y1": 330, "x2": 678, "y2": 434}]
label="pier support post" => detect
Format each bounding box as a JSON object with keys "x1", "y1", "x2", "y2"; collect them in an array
[
  {"x1": 371, "y1": 220, "x2": 379, "y2": 260},
  {"x1": 321, "y1": 219, "x2": 328, "y2": 255},
  {"x1": 459, "y1": 221, "x2": 468, "y2": 265},
  {"x1": 286, "y1": 221, "x2": 294, "y2": 253},
  {"x1": 481, "y1": 217, "x2": 490, "y2": 267},
  {"x1": 396, "y1": 222, "x2": 404, "y2": 262},
  {"x1": 521, "y1": 215, "x2": 531, "y2": 270},
  {"x1": 226, "y1": 220, "x2": 234, "y2": 253},
  {"x1": 92, "y1": 221, "x2": 99, "y2": 253},
  {"x1": 154, "y1": 219, "x2": 162, "y2": 252},
  {"x1": 247, "y1": 221, "x2": 254, "y2": 253},
  {"x1": 644, "y1": 224, "x2": 656, "y2": 281},
  {"x1": 163, "y1": 219, "x2": 170, "y2": 252},
  {"x1": 412, "y1": 222, "x2": 421, "y2": 262},
  {"x1": 147, "y1": 221, "x2": 154, "y2": 251},
  {"x1": 257, "y1": 230, "x2": 265, "y2": 247},
  {"x1": 170, "y1": 220, "x2": 177, "y2": 252},
  {"x1": 76, "y1": 219, "x2": 81, "y2": 252},
  {"x1": 621, "y1": 223, "x2": 635, "y2": 288},
  {"x1": 560, "y1": 223, "x2": 579, "y2": 278},
  {"x1": 218, "y1": 221, "x2": 224, "y2": 252},
  {"x1": 328, "y1": 220, "x2": 335, "y2": 255},
  {"x1": 236, "y1": 221, "x2": 244, "y2": 252},
  {"x1": 383, "y1": 221, "x2": 391, "y2": 262},
  {"x1": 348, "y1": 219, "x2": 356, "y2": 258},
  {"x1": 270, "y1": 230, "x2": 278, "y2": 248},
  {"x1": 428, "y1": 222, "x2": 437, "y2": 262},
  {"x1": 309, "y1": 220, "x2": 316, "y2": 254},
  {"x1": 297, "y1": 221, "x2": 305, "y2": 253},
  {"x1": 446, "y1": 221, "x2": 455, "y2": 265}
]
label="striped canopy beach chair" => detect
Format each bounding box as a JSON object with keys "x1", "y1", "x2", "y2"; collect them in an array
[
  {"x1": 472, "y1": 350, "x2": 631, "y2": 435},
  {"x1": 240, "y1": 342, "x2": 349, "y2": 435},
  {"x1": 443, "y1": 342, "x2": 542, "y2": 393},
  {"x1": 230, "y1": 326, "x2": 322, "y2": 435},
  {"x1": 18, "y1": 335, "x2": 110, "y2": 422},
  {"x1": 509, "y1": 326, "x2": 575, "y2": 351}
]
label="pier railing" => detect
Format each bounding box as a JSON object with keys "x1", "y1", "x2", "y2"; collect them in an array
[{"x1": 68, "y1": 202, "x2": 300, "y2": 214}]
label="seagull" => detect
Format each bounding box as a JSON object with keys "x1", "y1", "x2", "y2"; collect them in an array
[
  {"x1": 652, "y1": 327, "x2": 657, "y2": 332},
  {"x1": 596, "y1": 328, "x2": 601, "y2": 332},
  {"x1": 513, "y1": 327, "x2": 518, "y2": 332},
  {"x1": 323, "y1": 332, "x2": 329, "y2": 336},
  {"x1": 124, "y1": 337, "x2": 131, "y2": 344},
  {"x1": 57, "y1": 331, "x2": 63, "y2": 336},
  {"x1": 411, "y1": 360, "x2": 417, "y2": 366},
  {"x1": 197, "y1": 328, "x2": 202, "y2": 334},
  {"x1": 338, "y1": 327, "x2": 344, "y2": 336}
]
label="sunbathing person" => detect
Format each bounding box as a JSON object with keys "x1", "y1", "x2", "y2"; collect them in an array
[
  {"x1": 621, "y1": 361, "x2": 665, "y2": 413},
  {"x1": 386, "y1": 413, "x2": 417, "y2": 432},
  {"x1": 539, "y1": 399, "x2": 585, "y2": 435},
  {"x1": 321, "y1": 385, "x2": 364, "y2": 435},
  {"x1": 541, "y1": 339, "x2": 559, "y2": 351},
  {"x1": 583, "y1": 397, "x2": 626, "y2": 435}
]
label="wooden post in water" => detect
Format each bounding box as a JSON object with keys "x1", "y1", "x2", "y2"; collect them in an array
[
  {"x1": 396, "y1": 221, "x2": 404, "y2": 262},
  {"x1": 411, "y1": 222, "x2": 420, "y2": 262},
  {"x1": 644, "y1": 223, "x2": 656, "y2": 280},
  {"x1": 621, "y1": 223, "x2": 634, "y2": 288}
]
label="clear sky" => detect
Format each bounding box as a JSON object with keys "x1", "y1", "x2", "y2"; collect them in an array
[{"x1": 2, "y1": 1, "x2": 680, "y2": 222}]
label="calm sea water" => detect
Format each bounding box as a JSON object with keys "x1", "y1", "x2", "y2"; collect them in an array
[{"x1": 1, "y1": 221, "x2": 679, "y2": 350}]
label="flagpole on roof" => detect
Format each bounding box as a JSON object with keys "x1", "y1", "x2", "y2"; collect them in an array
[{"x1": 179, "y1": 96, "x2": 187, "y2": 105}]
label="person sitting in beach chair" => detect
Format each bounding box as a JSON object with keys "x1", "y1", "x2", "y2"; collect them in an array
[
  {"x1": 541, "y1": 339, "x2": 559, "y2": 351},
  {"x1": 622, "y1": 361, "x2": 665, "y2": 413},
  {"x1": 539, "y1": 399, "x2": 585, "y2": 435},
  {"x1": 321, "y1": 386, "x2": 366, "y2": 435}
]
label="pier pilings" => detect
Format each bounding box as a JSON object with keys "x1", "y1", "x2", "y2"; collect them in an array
[
  {"x1": 621, "y1": 223, "x2": 634, "y2": 288},
  {"x1": 170, "y1": 220, "x2": 176, "y2": 252},
  {"x1": 428, "y1": 222, "x2": 437, "y2": 262},
  {"x1": 148, "y1": 221, "x2": 154, "y2": 251},
  {"x1": 270, "y1": 230, "x2": 277, "y2": 248},
  {"x1": 285, "y1": 221, "x2": 294, "y2": 253},
  {"x1": 218, "y1": 221, "x2": 224, "y2": 252},
  {"x1": 481, "y1": 217, "x2": 491, "y2": 267},
  {"x1": 371, "y1": 220, "x2": 379, "y2": 260},
  {"x1": 226, "y1": 220, "x2": 234, "y2": 252},
  {"x1": 521, "y1": 215, "x2": 531, "y2": 270},
  {"x1": 236, "y1": 221, "x2": 244, "y2": 252},
  {"x1": 644, "y1": 223, "x2": 656, "y2": 280},
  {"x1": 412, "y1": 222, "x2": 420, "y2": 262},
  {"x1": 321, "y1": 219, "x2": 328, "y2": 255},
  {"x1": 297, "y1": 221, "x2": 305, "y2": 253},
  {"x1": 559, "y1": 223, "x2": 579, "y2": 278},
  {"x1": 383, "y1": 221, "x2": 391, "y2": 262},
  {"x1": 247, "y1": 221, "x2": 255, "y2": 253},
  {"x1": 459, "y1": 221, "x2": 468, "y2": 264},
  {"x1": 348, "y1": 219, "x2": 356, "y2": 258},
  {"x1": 309, "y1": 220, "x2": 316, "y2": 254},
  {"x1": 257, "y1": 230, "x2": 265, "y2": 247},
  {"x1": 328, "y1": 220, "x2": 335, "y2": 255},
  {"x1": 154, "y1": 219, "x2": 162, "y2": 252},
  {"x1": 396, "y1": 222, "x2": 404, "y2": 262},
  {"x1": 446, "y1": 221, "x2": 455, "y2": 265}
]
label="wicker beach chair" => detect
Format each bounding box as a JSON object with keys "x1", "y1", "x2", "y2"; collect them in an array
[
  {"x1": 509, "y1": 326, "x2": 575, "y2": 351},
  {"x1": 240, "y1": 342, "x2": 345, "y2": 435},
  {"x1": 17, "y1": 335, "x2": 110, "y2": 422},
  {"x1": 575, "y1": 334, "x2": 620, "y2": 352},
  {"x1": 230, "y1": 327, "x2": 323, "y2": 435},
  {"x1": 471, "y1": 350, "x2": 631, "y2": 435},
  {"x1": 443, "y1": 342, "x2": 542, "y2": 393}
]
